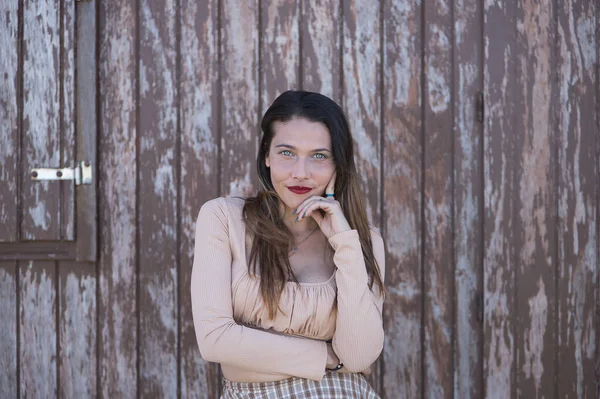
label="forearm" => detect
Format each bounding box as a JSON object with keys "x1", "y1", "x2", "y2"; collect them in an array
[
  {"x1": 195, "y1": 317, "x2": 328, "y2": 380},
  {"x1": 329, "y1": 230, "x2": 385, "y2": 372}
]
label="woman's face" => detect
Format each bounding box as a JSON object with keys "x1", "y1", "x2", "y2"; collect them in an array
[{"x1": 265, "y1": 117, "x2": 336, "y2": 211}]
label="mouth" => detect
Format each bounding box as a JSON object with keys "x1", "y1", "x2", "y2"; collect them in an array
[{"x1": 287, "y1": 186, "x2": 312, "y2": 195}]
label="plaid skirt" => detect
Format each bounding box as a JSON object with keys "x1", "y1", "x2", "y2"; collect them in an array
[{"x1": 221, "y1": 372, "x2": 381, "y2": 398}]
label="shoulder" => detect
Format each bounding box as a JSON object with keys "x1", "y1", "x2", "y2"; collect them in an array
[
  {"x1": 199, "y1": 196, "x2": 245, "y2": 213},
  {"x1": 197, "y1": 196, "x2": 246, "y2": 226}
]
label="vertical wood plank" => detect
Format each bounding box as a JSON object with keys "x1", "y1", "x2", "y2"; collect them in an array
[
  {"x1": 19, "y1": 261, "x2": 57, "y2": 397},
  {"x1": 423, "y1": 0, "x2": 454, "y2": 397},
  {"x1": 556, "y1": 0, "x2": 598, "y2": 397},
  {"x1": 221, "y1": 0, "x2": 259, "y2": 197},
  {"x1": 483, "y1": 0, "x2": 518, "y2": 396},
  {"x1": 179, "y1": 0, "x2": 221, "y2": 397},
  {"x1": 60, "y1": 0, "x2": 75, "y2": 240},
  {"x1": 260, "y1": 0, "x2": 300, "y2": 113},
  {"x1": 342, "y1": 0, "x2": 382, "y2": 391},
  {"x1": 59, "y1": 262, "x2": 97, "y2": 398},
  {"x1": 74, "y1": 0, "x2": 98, "y2": 262},
  {"x1": 514, "y1": 1, "x2": 557, "y2": 397},
  {"x1": 0, "y1": 0, "x2": 19, "y2": 242},
  {"x1": 21, "y1": 0, "x2": 61, "y2": 240},
  {"x1": 98, "y1": 0, "x2": 138, "y2": 395},
  {"x1": 382, "y1": 0, "x2": 423, "y2": 397},
  {"x1": 0, "y1": 262, "x2": 17, "y2": 397},
  {"x1": 342, "y1": 0, "x2": 381, "y2": 224},
  {"x1": 453, "y1": 0, "x2": 483, "y2": 397},
  {"x1": 301, "y1": 0, "x2": 341, "y2": 103},
  {"x1": 138, "y1": 0, "x2": 178, "y2": 396}
]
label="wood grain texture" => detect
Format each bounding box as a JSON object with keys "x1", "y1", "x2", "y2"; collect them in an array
[
  {"x1": 75, "y1": 0, "x2": 98, "y2": 262},
  {"x1": 0, "y1": 0, "x2": 19, "y2": 242},
  {"x1": 59, "y1": 262, "x2": 97, "y2": 398},
  {"x1": 453, "y1": 0, "x2": 483, "y2": 397},
  {"x1": 514, "y1": 1, "x2": 557, "y2": 396},
  {"x1": 98, "y1": 0, "x2": 138, "y2": 396},
  {"x1": 423, "y1": 0, "x2": 454, "y2": 397},
  {"x1": 261, "y1": 0, "x2": 299, "y2": 114},
  {"x1": 343, "y1": 0, "x2": 381, "y2": 225},
  {"x1": 179, "y1": 0, "x2": 221, "y2": 397},
  {"x1": 556, "y1": 0, "x2": 598, "y2": 397},
  {"x1": 60, "y1": 0, "x2": 75, "y2": 241},
  {"x1": 301, "y1": 0, "x2": 341, "y2": 102},
  {"x1": 19, "y1": 261, "x2": 57, "y2": 397},
  {"x1": 382, "y1": 0, "x2": 423, "y2": 397},
  {"x1": 221, "y1": 0, "x2": 259, "y2": 196},
  {"x1": 138, "y1": 1, "x2": 178, "y2": 396},
  {"x1": 342, "y1": 1, "x2": 382, "y2": 391},
  {"x1": 0, "y1": 262, "x2": 17, "y2": 397},
  {"x1": 483, "y1": 0, "x2": 517, "y2": 397},
  {"x1": 21, "y1": 0, "x2": 61, "y2": 240}
]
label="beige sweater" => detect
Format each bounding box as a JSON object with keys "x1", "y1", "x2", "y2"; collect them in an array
[{"x1": 191, "y1": 197, "x2": 385, "y2": 382}]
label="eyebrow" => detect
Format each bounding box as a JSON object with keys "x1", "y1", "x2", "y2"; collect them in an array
[{"x1": 274, "y1": 144, "x2": 331, "y2": 153}]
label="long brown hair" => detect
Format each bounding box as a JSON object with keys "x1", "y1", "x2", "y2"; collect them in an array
[{"x1": 243, "y1": 90, "x2": 385, "y2": 318}]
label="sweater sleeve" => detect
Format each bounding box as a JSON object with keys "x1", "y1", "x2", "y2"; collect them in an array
[
  {"x1": 329, "y1": 229, "x2": 386, "y2": 372},
  {"x1": 190, "y1": 198, "x2": 328, "y2": 381}
]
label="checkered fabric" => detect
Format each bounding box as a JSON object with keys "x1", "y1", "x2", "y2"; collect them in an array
[{"x1": 221, "y1": 372, "x2": 381, "y2": 398}]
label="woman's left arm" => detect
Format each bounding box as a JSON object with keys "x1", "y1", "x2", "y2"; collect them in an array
[{"x1": 329, "y1": 228, "x2": 386, "y2": 372}]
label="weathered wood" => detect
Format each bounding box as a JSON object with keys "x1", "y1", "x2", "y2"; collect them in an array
[
  {"x1": 221, "y1": 0, "x2": 259, "y2": 196},
  {"x1": 342, "y1": 0, "x2": 382, "y2": 391},
  {"x1": 98, "y1": 0, "x2": 138, "y2": 395},
  {"x1": 343, "y1": 0, "x2": 381, "y2": 224},
  {"x1": 0, "y1": 0, "x2": 19, "y2": 242},
  {"x1": 60, "y1": 0, "x2": 75, "y2": 241},
  {"x1": 21, "y1": 0, "x2": 62, "y2": 240},
  {"x1": 514, "y1": 1, "x2": 557, "y2": 397},
  {"x1": 483, "y1": 1, "x2": 518, "y2": 396},
  {"x1": 261, "y1": 0, "x2": 300, "y2": 114},
  {"x1": 138, "y1": 0, "x2": 178, "y2": 396},
  {"x1": 179, "y1": 0, "x2": 221, "y2": 397},
  {"x1": 556, "y1": 1, "x2": 598, "y2": 397},
  {"x1": 19, "y1": 261, "x2": 57, "y2": 397},
  {"x1": 59, "y1": 261, "x2": 97, "y2": 398},
  {"x1": 301, "y1": 0, "x2": 341, "y2": 103},
  {"x1": 382, "y1": 0, "x2": 423, "y2": 397},
  {"x1": 0, "y1": 262, "x2": 17, "y2": 397},
  {"x1": 75, "y1": 0, "x2": 98, "y2": 262},
  {"x1": 422, "y1": 0, "x2": 454, "y2": 397},
  {"x1": 453, "y1": 0, "x2": 484, "y2": 397}
]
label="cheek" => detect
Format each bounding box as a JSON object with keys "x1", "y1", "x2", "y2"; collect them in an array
[
  {"x1": 312, "y1": 164, "x2": 335, "y2": 184},
  {"x1": 268, "y1": 160, "x2": 290, "y2": 182}
]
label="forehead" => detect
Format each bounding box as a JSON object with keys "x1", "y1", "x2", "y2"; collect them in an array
[{"x1": 271, "y1": 118, "x2": 331, "y2": 148}]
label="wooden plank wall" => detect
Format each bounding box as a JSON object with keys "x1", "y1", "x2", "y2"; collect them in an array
[{"x1": 0, "y1": 1, "x2": 598, "y2": 398}]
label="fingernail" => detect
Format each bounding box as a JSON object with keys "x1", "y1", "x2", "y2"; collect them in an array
[
  {"x1": 295, "y1": 216, "x2": 299, "y2": 222},
  {"x1": 292, "y1": 209, "x2": 297, "y2": 215}
]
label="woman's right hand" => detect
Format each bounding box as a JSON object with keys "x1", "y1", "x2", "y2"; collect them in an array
[{"x1": 326, "y1": 342, "x2": 340, "y2": 369}]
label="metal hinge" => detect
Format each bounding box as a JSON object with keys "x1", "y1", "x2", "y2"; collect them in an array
[
  {"x1": 31, "y1": 161, "x2": 92, "y2": 185},
  {"x1": 476, "y1": 91, "x2": 484, "y2": 123}
]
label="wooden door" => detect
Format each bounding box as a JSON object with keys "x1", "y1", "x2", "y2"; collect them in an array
[
  {"x1": 0, "y1": 1, "x2": 98, "y2": 397},
  {"x1": 0, "y1": 0, "x2": 97, "y2": 262}
]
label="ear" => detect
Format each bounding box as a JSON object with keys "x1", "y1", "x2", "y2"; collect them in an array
[{"x1": 265, "y1": 154, "x2": 270, "y2": 168}]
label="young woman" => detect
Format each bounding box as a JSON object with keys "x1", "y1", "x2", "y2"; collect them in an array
[{"x1": 191, "y1": 90, "x2": 386, "y2": 398}]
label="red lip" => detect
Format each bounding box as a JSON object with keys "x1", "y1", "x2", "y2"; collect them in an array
[{"x1": 287, "y1": 186, "x2": 312, "y2": 194}]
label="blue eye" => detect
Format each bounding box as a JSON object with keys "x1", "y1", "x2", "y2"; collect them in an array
[
  {"x1": 313, "y1": 153, "x2": 326, "y2": 159},
  {"x1": 279, "y1": 150, "x2": 293, "y2": 157}
]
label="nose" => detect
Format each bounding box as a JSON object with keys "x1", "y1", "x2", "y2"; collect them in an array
[{"x1": 291, "y1": 158, "x2": 310, "y2": 181}]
